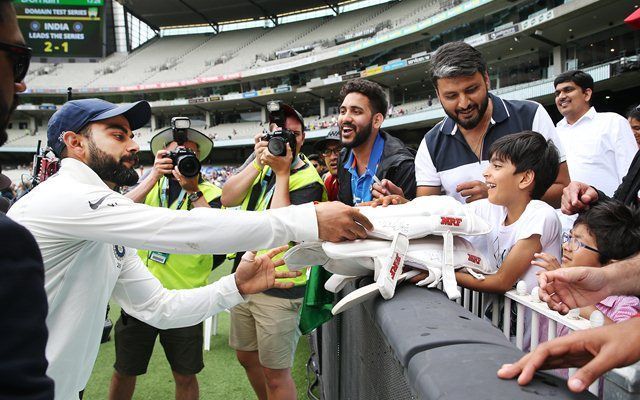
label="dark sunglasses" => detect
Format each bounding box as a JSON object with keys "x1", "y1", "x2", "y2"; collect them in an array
[{"x1": 0, "y1": 41, "x2": 32, "y2": 83}]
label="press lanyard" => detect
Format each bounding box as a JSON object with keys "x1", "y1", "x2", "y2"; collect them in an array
[
  {"x1": 256, "y1": 168, "x2": 274, "y2": 210},
  {"x1": 159, "y1": 177, "x2": 189, "y2": 210}
]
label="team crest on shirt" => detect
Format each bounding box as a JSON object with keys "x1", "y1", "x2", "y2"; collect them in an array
[{"x1": 113, "y1": 245, "x2": 126, "y2": 268}]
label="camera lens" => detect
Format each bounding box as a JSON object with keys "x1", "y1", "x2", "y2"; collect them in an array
[
  {"x1": 176, "y1": 154, "x2": 201, "y2": 177},
  {"x1": 268, "y1": 137, "x2": 286, "y2": 156}
]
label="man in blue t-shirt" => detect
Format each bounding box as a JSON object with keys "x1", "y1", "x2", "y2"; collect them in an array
[{"x1": 336, "y1": 78, "x2": 416, "y2": 206}]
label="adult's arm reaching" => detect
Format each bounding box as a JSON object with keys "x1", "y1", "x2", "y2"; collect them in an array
[
  {"x1": 497, "y1": 318, "x2": 640, "y2": 393},
  {"x1": 560, "y1": 181, "x2": 601, "y2": 215},
  {"x1": 113, "y1": 245, "x2": 297, "y2": 329},
  {"x1": 537, "y1": 252, "x2": 640, "y2": 314}
]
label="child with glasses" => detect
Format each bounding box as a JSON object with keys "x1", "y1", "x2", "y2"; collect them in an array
[{"x1": 533, "y1": 200, "x2": 640, "y2": 327}]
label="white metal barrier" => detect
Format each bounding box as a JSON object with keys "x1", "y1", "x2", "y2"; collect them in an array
[{"x1": 453, "y1": 280, "x2": 605, "y2": 397}]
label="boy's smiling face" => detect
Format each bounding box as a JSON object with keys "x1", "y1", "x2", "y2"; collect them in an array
[
  {"x1": 483, "y1": 156, "x2": 525, "y2": 206},
  {"x1": 562, "y1": 224, "x2": 602, "y2": 268}
]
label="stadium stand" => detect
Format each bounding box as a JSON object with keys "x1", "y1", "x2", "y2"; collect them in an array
[{"x1": 23, "y1": 0, "x2": 452, "y2": 90}]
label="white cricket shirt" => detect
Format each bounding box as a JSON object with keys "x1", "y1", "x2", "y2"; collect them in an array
[{"x1": 8, "y1": 158, "x2": 318, "y2": 399}]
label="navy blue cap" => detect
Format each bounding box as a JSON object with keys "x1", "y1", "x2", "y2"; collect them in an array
[{"x1": 47, "y1": 99, "x2": 151, "y2": 157}]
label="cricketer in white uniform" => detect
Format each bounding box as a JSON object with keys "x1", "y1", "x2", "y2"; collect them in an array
[{"x1": 8, "y1": 99, "x2": 370, "y2": 399}]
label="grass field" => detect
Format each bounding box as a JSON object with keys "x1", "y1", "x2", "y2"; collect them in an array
[{"x1": 82, "y1": 261, "x2": 312, "y2": 399}]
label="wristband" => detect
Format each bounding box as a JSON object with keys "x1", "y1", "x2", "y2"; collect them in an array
[{"x1": 252, "y1": 159, "x2": 263, "y2": 172}]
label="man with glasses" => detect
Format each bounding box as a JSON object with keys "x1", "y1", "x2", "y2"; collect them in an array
[
  {"x1": 0, "y1": 0, "x2": 53, "y2": 398},
  {"x1": 315, "y1": 126, "x2": 342, "y2": 201},
  {"x1": 554, "y1": 70, "x2": 637, "y2": 232},
  {"x1": 500, "y1": 201, "x2": 640, "y2": 393}
]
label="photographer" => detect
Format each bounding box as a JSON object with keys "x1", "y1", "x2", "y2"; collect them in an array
[
  {"x1": 221, "y1": 102, "x2": 326, "y2": 400},
  {"x1": 111, "y1": 122, "x2": 223, "y2": 400}
]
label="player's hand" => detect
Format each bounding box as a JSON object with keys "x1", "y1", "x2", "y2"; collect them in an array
[
  {"x1": 359, "y1": 195, "x2": 409, "y2": 207},
  {"x1": 262, "y1": 144, "x2": 293, "y2": 176},
  {"x1": 235, "y1": 246, "x2": 300, "y2": 295},
  {"x1": 537, "y1": 267, "x2": 612, "y2": 315},
  {"x1": 561, "y1": 182, "x2": 598, "y2": 215},
  {"x1": 150, "y1": 150, "x2": 174, "y2": 179},
  {"x1": 372, "y1": 179, "x2": 404, "y2": 199},
  {"x1": 172, "y1": 167, "x2": 199, "y2": 193},
  {"x1": 532, "y1": 252, "x2": 562, "y2": 272},
  {"x1": 315, "y1": 202, "x2": 373, "y2": 242},
  {"x1": 456, "y1": 180, "x2": 488, "y2": 203},
  {"x1": 497, "y1": 318, "x2": 640, "y2": 392},
  {"x1": 253, "y1": 133, "x2": 268, "y2": 168}
]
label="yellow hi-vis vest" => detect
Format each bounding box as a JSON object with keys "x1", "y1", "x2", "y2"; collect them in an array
[
  {"x1": 138, "y1": 176, "x2": 222, "y2": 290},
  {"x1": 243, "y1": 155, "x2": 327, "y2": 287}
]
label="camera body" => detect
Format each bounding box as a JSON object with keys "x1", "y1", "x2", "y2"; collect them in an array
[
  {"x1": 165, "y1": 147, "x2": 201, "y2": 178},
  {"x1": 166, "y1": 116, "x2": 201, "y2": 178},
  {"x1": 262, "y1": 100, "x2": 298, "y2": 159}
]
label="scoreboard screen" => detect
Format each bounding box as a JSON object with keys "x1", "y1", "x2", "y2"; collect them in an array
[{"x1": 14, "y1": 0, "x2": 104, "y2": 58}]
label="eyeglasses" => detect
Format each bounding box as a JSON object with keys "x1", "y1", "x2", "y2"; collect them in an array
[
  {"x1": 0, "y1": 41, "x2": 32, "y2": 83},
  {"x1": 562, "y1": 232, "x2": 601, "y2": 255},
  {"x1": 321, "y1": 148, "x2": 342, "y2": 157}
]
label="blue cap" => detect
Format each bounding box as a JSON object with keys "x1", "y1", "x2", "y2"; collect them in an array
[{"x1": 47, "y1": 99, "x2": 151, "y2": 157}]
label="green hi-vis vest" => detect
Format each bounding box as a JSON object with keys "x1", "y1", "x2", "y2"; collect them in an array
[
  {"x1": 244, "y1": 155, "x2": 327, "y2": 287},
  {"x1": 138, "y1": 176, "x2": 222, "y2": 290}
]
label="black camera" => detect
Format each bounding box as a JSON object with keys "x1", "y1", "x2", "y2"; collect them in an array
[
  {"x1": 262, "y1": 101, "x2": 298, "y2": 159},
  {"x1": 166, "y1": 147, "x2": 201, "y2": 178},
  {"x1": 166, "y1": 117, "x2": 201, "y2": 177}
]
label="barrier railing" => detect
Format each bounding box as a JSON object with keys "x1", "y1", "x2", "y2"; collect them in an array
[
  {"x1": 454, "y1": 280, "x2": 604, "y2": 396},
  {"x1": 315, "y1": 279, "x2": 596, "y2": 400}
]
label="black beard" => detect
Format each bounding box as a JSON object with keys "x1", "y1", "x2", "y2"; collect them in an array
[
  {"x1": 341, "y1": 120, "x2": 373, "y2": 149},
  {"x1": 445, "y1": 90, "x2": 490, "y2": 130},
  {"x1": 87, "y1": 138, "x2": 139, "y2": 187},
  {"x1": 0, "y1": 94, "x2": 20, "y2": 147}
]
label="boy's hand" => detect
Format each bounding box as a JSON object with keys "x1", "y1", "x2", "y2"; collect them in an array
[
  {"x1": 456, "y1": 180, "x2": 488, "y2": 203},
  {"x1": 532, "y1": 252, "x2": 562, "y2": 271}
]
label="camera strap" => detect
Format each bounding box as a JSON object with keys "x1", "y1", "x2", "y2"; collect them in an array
[
  {"x1": 245, "y1": 168, "x2": 272, "y2": 211},
  {"x1": 159, "y1": 177, "x2": 188, "y2": 210}
]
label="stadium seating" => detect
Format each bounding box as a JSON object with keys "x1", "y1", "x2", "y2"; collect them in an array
[{"x1": 23, "y1": 0, "x2": 446, "y2": 90}]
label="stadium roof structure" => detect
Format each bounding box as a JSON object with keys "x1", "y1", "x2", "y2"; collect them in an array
[{"x1": 117, "y1": 0, "x2": 344, "y2": 30}]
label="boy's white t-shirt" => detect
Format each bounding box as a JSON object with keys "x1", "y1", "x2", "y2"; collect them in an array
[{"x1": 465, "y1": 199, "x2": 562, "y2": 289}]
